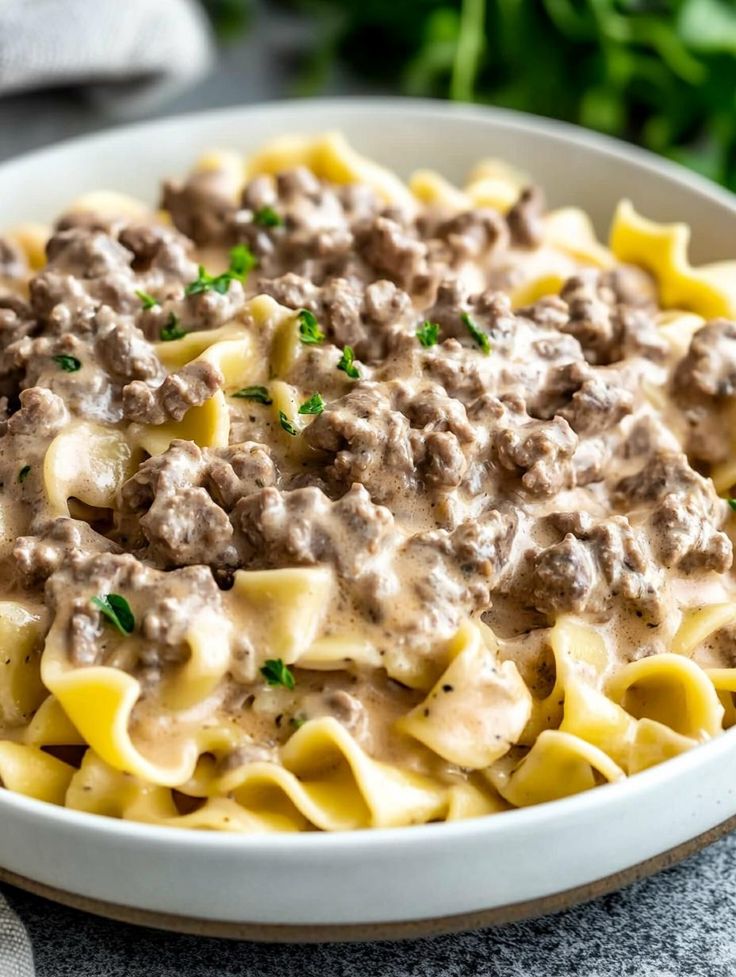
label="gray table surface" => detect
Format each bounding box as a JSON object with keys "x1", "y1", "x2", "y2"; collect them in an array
[{"x1": 1, "y1": 9, "x2": 735, "y2": 975}]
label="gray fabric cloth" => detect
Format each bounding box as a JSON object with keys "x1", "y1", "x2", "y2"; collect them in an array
[
  {"x1": 4, "y1": 828, "x2": 736, "y2": 977},
  {"x1": 0, "y1": 0, "x2": 215, "y2": 115},
  {"x1": 0, "y1": 893, "x2": 33, "y2": 977}
]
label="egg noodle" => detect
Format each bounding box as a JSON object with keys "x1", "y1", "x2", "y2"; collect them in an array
[{"x1": 0, "y1": 133, "x2": 735, "y2": 832}]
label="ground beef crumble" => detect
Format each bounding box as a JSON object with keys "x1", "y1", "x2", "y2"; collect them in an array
[{"x1": 2, "y1": 150, "x2": 735, "y2": 807}]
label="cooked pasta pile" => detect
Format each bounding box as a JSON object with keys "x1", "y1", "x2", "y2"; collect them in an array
[{"x1": 0, "y1": 133, "x2": 735, "y2": 831}]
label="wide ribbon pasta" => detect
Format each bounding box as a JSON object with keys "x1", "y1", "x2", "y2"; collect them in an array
[
  {"x1": 2, "y1": 131, "x2": 736, "y2": 840},
  {"x1": 610, "y1": 199, "x2": 736, "y2": 317}
]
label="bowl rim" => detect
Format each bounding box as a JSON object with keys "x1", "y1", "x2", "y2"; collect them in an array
[
  {"x1": 1, "y1": 94, "x2": 736, "y2": 852},
  {"x1": 1, "y1": 94, "x2": 735, "y2": 212}
]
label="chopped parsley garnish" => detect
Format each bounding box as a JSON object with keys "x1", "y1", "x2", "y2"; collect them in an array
[
  {"x1": 91, "y1": 594, "x2": 135, "y2": 636},
  {"x1": 18, "y1": 465, "x2": 30, "y2": 484},
  {"x1": 289, "y1": 714, "x2": 307, "y2": 730},
  {"x1": 298, "y1": 393, "x2": 325, "y2": 415},
  {"x1": 159, "y1": 313, "x2": 186, "y2": 342},
  {"x1": 416, "y1": 320, "x2": 440, "y2": 348},
  {"x1": 232, "y1": 385, "x2": 272, "y2": 404},
  {"x1": 337, "y1": 345, "x2": 360, "y2": 379},
  {"x1": 52, "y1": 354, "x2": 81, "y2": 373},
  {"x1": 461, "y1": 312, "x2": 491, "y2": 355},
  {"x1": 184, "y1": 244, "x2": 257, "y2": 296},
  {"x1": 260, "y1": 658, "x2": 296, "y2": 690},
  {"x1": 728, "y1": 499, "x2": 736, "y2": 512},
  {"x1": 228, "y1": 243, "x2": 257, "y2": 278},
  {"x1": 135, "y1": 289, "x2": 159, "y2": 310},
  {"x1": 279, "y1": 411, "x2": 298, "y2": 436},
  {"x1": 253, "y1": 205, "x2": 283, "y2": 228},
  {"x1": 297, "y1": 309, "x2": 325, "y2": 345}
]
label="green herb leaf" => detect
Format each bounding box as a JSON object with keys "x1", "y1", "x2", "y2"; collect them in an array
[
  {"x1": 337, "y1": 345, "x2": 360, "y2": 378},
  {"x1": 297, "y1": 309, "x2": 325, "y2": 345},
  {"x1": 416, "y1": 320, "x2": 440, "y2": 348},
  {"x1": 279, "y1": 411, "x2": 298, "y2": 436},
  {"x1": 289, "y1": 714, "x2": 307, "y2": 730},
  {"x1": 461, "y1": 312, "x2": 491, "y2": 355},
  {"x1": 185, "y1": 265, "x2": 215, "y2": 296},
  {"x1": 91, "y1": 594, "x2": 135, "y2": 636},
  {"x1": 159, "y1": 313, "x2": 186, "y2": 342},
  {"x1": 184, "y1": 244, "x2": 257, "y2": 296},
  {"x1": 18, "y1": 465, "x2": 30, "y2": 484},
  {"x1": 260, "y1": 658, "x2": 296, "y2": 690},
  {"x1": 227, "y1": 242, "x2": 257, "y2": 278},
  {"x1": 298, "y1": 392, "x2": 325, "y2": 415},
  {"x1": 727, "y1": 498, "x2": 736, "y2": 512},
  {"x1": 253, "y1": 205, "x2": 284, "y2": 228},
  {"x1": 52, "y1": 354, "x2": 81, "y2": 373},
  {"x1": 135, "y1": 289, "x2": 159, "y2": 310},
  {"x1": 232, "y1": 385, "x2": 272, "y2": 404}
]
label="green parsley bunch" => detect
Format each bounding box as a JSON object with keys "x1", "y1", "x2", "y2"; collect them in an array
[{"x1": 291, "y1": 0, "x2": 736, "y2": 191}]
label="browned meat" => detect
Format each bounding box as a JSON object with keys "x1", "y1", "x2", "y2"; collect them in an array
[
  {"x1": 318, "y1": 277, "x2": 364, "y2": 348},
  {"x1": 162, "y1": 168, "x2": 238, "y2": 245},
  {"x1": 530, "y1": 517, "x2": 664, "y2": 622},
  {"x1": 258, "y1": 275, "x2": 412, "y2": 361},
  {"x1": 614, "y1": 450, "x2": 711, "y2": 506},
  {"x1": 422, "y1": 338, "x2": 486, "y2": 402},
  {"x1": 275, "y1": 166, "x2": 321, "y2": 202},
  {"x1": 118, "y1": 223, "x2": 195, "y2": 280},
  {"x1": 652, "y1": 495, "x2": 732, "y2": 573},
  {"x1": 530, "y1": 532, "x2": 595, "y2": 614},
  {"x1": 94, "y1": 307, "x2": 163, "y2": 383},
  {"x1": 363, "y1": 279, "x2": 411, "y2": 327},
  {"x1": 506, "y1": 186, "x2": 545, "y2": 248},
  {"x1": 0, "y1": 298, "x2": 36, "y2": 398},
  {"x1": 31, "y1": 228, "x2": 138, "y2": 320},
  {"x1": 234, "y1": 482, "x2": 396, "y2": 577},
  {"x1": 669, "y1": 321, "x2": 736, "y2": 464},
  {"x1": 257, "y1": 272, "x2": 319, "y2": 312},
  {"x1": 0, "y1": 238, "x2": 27, "y2": 279},
  {"x1": 614, "y1": 451, "x2": 732, "y2": 573},
  {"x1": 558, "y1": 273, "x2": 666, "y2": 365},
  {"x1": 494, "y1": 412, "x2": 578, "y2": 497},
  {"x1": 118, "y1": 439, "x2": 276, "y2": 566},
  {"x1": 304, "y1": 384, "x2": 416, "y2": 502},
  {"x1": 435, "y1": 209, "x2": 508, "y2": 260},
  {"x1": 437, "y1": 510, "x2": 517, "y2": 583},
  {"x1": 396, "y1": 380, "x2": 475, "y2": 442},
  {"x1": 14, "y1": 517, "x2": 119, "y2": 587},
  {"x1": 207, "y1": 442, "x2": 277, "y2": 509},
  {"x1": 0, "y1": 293, "x2": 36, "y2": 342},
  {"x1": 359, "y1": 216, "x2": 429, "y2": 291},
  {"x1": 600, "y1": 265, "x2": 658, "y2": 308},
  {"x1": 122, "y1": 360, "x2": 223, "y2": 424},
  {"x1": 45, "y1": 552, "x2": 223, "y2": 668},
  {"x1": 142, "y1": 486, "x2": 236, "y2": 569},
  {"x1": 6, "y1": 386, "x2": 67, "y2": 437},
  {"x1": 554, "y1": 364, "x2": 634, "y2": 435},
  {"x1": 675, "y1": 320, "x2": 736, "y2": 400},
  {"x1": 558, "y1": 274, "x2": 617, "y2": 364}
]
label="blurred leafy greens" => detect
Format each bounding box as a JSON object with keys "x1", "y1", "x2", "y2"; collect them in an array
[{"x1": 286, "y1": 0, "x2": 736, "y2": 190}]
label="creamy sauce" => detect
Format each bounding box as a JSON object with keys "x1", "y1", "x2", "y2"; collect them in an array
[{"x1": 0, "y1": 159, "x2": 734, "y2": 791}]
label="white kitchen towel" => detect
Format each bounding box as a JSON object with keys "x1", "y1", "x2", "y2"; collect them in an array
[
  {"x1": 0, "y1": 0, "x2": 216, "y2": 115},
  {"x1": 0, "y1": 891, "x2": 33, "y2": 977}
]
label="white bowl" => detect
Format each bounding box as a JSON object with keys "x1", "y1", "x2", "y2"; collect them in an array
[{"x1": 2, "y1": 98, "x2": 736, "y2": 941}]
